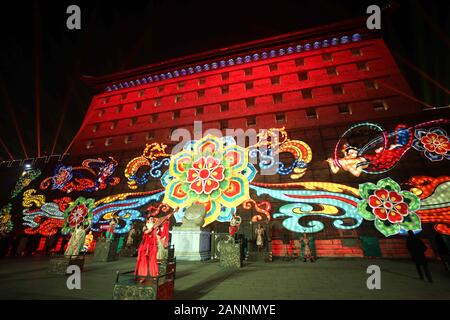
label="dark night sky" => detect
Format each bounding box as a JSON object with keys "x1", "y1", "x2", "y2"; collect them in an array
[{"x1": 0, "y1": 0, "x2": 448, "y2": 160}]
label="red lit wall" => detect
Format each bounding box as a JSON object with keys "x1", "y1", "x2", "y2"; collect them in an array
[
  {"x1": 314, "y1": 239, "x2": 364, "y2": 257},
  {"x1": 379, "y1": 239, "x2": 435, "y2": 259},
  {"x1": 71, "y1": 33, "x2": 420, "y2": 156},
  {"x1": 272, "y1": 238, "x2": 436, "y2": 259}
]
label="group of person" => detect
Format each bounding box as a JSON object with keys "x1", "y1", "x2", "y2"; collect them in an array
[
  {"x1": 9, "y1": 210, "x2": 447, "y2": 285},
  {"x1": 255, "y1": 224, "x2": 315, "y2": 262},
  {"x1": 406, "y1": 230, "x2": 450, "y2": 282},
  {"x1": 61, "y1": 213, "x2": 172, "y2": 284}
]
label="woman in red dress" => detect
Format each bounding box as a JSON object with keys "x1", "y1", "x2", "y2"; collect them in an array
[{"x1": 135, "y1": 217, "x2": 160, "y2": 283}]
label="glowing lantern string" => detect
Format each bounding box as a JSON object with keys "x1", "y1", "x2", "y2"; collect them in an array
[
  {"x1": 409, "y1": 176, "x2": 450, "y2": 235},
  {"x1": 40, "y1": 157, "x2": 120, "y2": 193},
  {"x1": 11, "y1": 169, "x2": 42, "y2": 198},
  {"x1": 329, "y1": 119, "x2": 450, "y2": 177},
  {"x1": 0, "y1": 203, "x2": 13, "y2": 237},
  {"x1": 124, "y1": 143, "x2": 171, "y2": 189},
  {"x1": 241, "y1": 199, "x2": 271, "y2": 222}
]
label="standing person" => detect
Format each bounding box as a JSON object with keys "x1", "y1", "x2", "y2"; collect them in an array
[
  {"x1": 282, "y1": 233, "x2": 290, "y2": 260},
  {"x1": 301, "y1": 233, "x2": 315, "y2": 262},
  {"x1": 255, "y1": 224, "x2": 265, "y2": 252},
  {"x1": 229, "y1": 224, "x2": 237, "y2": 239},
  {"x1": 65, "y1": 224, "x2": 89, "y2": 257},
  {"x1": 406, "y1": 230, "x2": 432, "y2": 282},
  {"x1": 156, "y1": 219, "x2": 170, "y2": 261},
  {"x1": 125, "y1": 225, "x2": 136, "y2": 257},
  {"x1": 229, "y1": 215, "x2": 242, "y2": 239},
  {"x1": 135, "y1": 217, "x2": 160, "y2": 283},
  {"x1": 434, "y1": 232, "x2": 450, "y2": 272},
  {"x1": 106, "y1": 217, "x2": 118, "y2": 240},
  {"x1": 82, "y1": 231, "x2": 95, "y2": 253}
]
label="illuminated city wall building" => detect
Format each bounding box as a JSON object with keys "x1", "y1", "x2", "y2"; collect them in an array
[
  {"x1": 74, "y1": 19, "x2": 419, "y2": 155},
  {"x1": 0, "y1": 18, "x2": 449, "y2": 258}
]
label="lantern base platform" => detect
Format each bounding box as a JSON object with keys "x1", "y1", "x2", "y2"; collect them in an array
[
  {"x1": 170, "y1": 229, "x2": 211, "y2": 261},
  {"x1": 48, "y1": 255, "x2": 85, "y2": 275},
  {"x1": 93, "y1": 238, "x2": 118, "y2": 262},
  {"x1": 112, "y1": 270, "x2": 175, "y2": 300},
  {"x1": 219, "y1": 241, "x2": 242, "y2": 269}
]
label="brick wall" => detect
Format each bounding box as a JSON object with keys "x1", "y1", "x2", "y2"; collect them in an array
[
  {"x1": 314, "y1": 239, "x2": 364, "y2": 257},
  {"x1": 379, "y1": 238, "x2": 435, "y2": 259},
  {"x1": 272, "y1": 238, "x2": 436, "y2": 259}
]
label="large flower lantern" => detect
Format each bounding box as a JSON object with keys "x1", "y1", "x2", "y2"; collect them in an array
[
  {"x1": 412, "y1": 128, "x2": 450, "y2": 162},
  {"x1": 162, "y1": 135, "x2": 256, "y2": 226},
  {"x1": 61, "y1": 197, "x2": 95, "y2": 235},
  {"x1": 357, "y1": 177, "x2": 421, "y2": 237}
]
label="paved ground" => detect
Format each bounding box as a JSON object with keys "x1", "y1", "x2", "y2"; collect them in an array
[{"x1": 0, "y1": 256, "x2": 449, "y2": 299}]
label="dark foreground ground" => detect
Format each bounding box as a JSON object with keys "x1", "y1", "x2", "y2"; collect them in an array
[{"x1": 0, "y1": 256, "x2": 449, "y2": 299}]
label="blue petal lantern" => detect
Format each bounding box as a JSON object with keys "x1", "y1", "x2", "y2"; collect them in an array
[
  {"x1": 220, "y1": 60, "x2": 227, "y2": 67},
  {"x1": 352, "y1": 33, "x2": 361, "y2": 42},
  {"x1": 295, "y1": 45, "x2": 303, "y2": 52},
  {"x1": 235, "y1": 57, "x2": 243, "y2": 64},
  {"x1": 252, "y1": 53, "x2": 259, "y2": 61},
  {"x1": 203, "y1": 64, "x2": 210, "y2": 71},
  {"x1": 105, "y1": 86, "x2": 111, "y2": 92},
  {"x1": 188, "y1": 67, "x2": 194, "y2": 74},
  {"x1": 173, "y1": 70, "x2": 180, "y2": 77},
  {"x1": 261, "y1": 52, "x2": 268, "y2": 59},
  {"x1": 287, "y1": 47, "x2": 294, "y2": 54},
  {"x1": 211, "y1": 62, "x2": 218, "y2": 69},
  {"x1": 244, "y1": 55, "x2": 251, "y2": 63},
  {"x1": 331, "y1": 37, "x2": 339, "y2": 46},
  {"x1": 180, "y1": 69, "x2": 187, "y2": 76},
  {"x1": 195, "y1": 65, "x2": 202, "y2": 73},
  {"x1": 153, "y1": 75, "x2": 159, "y2": 81},
  {"x1": 227, "y1": 59, "x2": 234, "y2": 66},
  {"x1": 304, "y1": 43, "x2": 312, "y2": 51},
  {"x1": 322, "y1": 40, "x2": 330, "y2": 48},
  {"x1": 160, "y1": 74, "x2": 166, "y2": 80},
  {"x1": 340, "y1": 36, "x2": 349, "y2": 44},
  {"x1": 269, "y1": 50, "x2": 276, "y2": 57},
  {"x1": 279, "y1": 48, "x2": 285, "y2": 56}
]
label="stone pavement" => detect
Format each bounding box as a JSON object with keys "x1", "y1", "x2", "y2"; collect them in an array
[{"x1": 0, "y1": 256, "x2": 449, "y2": 299}]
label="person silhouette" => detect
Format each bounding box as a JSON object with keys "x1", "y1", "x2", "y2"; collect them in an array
[
  {"x1": 434, "y1": 232, "x2": 449, "y2": 272},
  {"x1": 406, "y1": 230, "x2": 432, "y2": 282}
]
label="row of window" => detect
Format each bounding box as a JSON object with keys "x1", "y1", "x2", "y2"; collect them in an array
[
  {"x1": 86, "y1": 100, "x2": 389, "y2": 149},
  {"x1": 99, "y1": 66, "x2": 373, "y2": 113},
  {"x1": 96, "y1": 78, "x2": 379, "y2": 121},
  {"x1": 100, "y1": 48, "x2": 366, "y2": 105}
]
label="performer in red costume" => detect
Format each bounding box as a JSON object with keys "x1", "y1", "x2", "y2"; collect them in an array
[
  {"x1": 228, "y1": 214, "x2": 242, "y2": 238},
  {"x1": 157, "y1": 219, "x2": 170, "y2": 260},
  {"x1": 135, "y1": 216, "x2": 160, "y2": 283}
]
